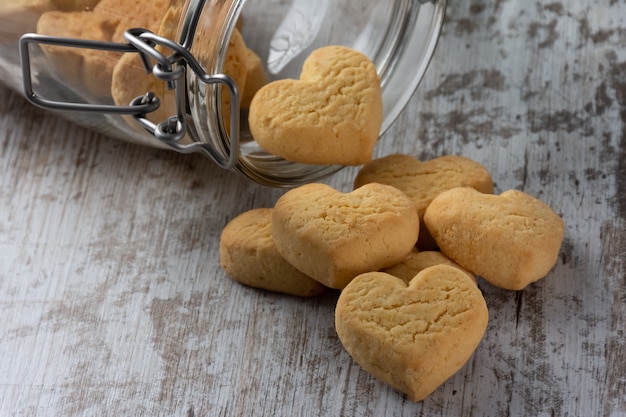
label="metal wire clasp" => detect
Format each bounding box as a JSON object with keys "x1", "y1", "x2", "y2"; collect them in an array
[{"x1": 19, "y1": 27, "x2": 240, "y2": 170}]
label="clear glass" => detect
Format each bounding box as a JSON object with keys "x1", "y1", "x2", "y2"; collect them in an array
[{"x1": 0, "y1": 0, "x2": 446, "y2": 186}]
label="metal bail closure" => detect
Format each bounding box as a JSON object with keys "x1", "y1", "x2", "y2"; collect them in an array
[{"x1": 19, "y1": 28, "x2": 240, "y2": 170}]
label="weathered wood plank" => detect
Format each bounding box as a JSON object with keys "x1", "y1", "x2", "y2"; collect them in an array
[{"x1": 1, "y1": 0, "x2": 625, "y2": 416}]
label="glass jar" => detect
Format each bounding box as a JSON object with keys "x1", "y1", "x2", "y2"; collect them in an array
[{"x1": 1, "y1": 0, "x2": 446, "y2": 186}]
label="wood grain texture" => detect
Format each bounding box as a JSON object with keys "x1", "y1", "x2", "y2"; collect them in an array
[{"x1": 1, "y1": 0, "x2": 625, "y2": 416}]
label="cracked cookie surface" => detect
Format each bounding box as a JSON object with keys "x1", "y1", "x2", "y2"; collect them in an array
[
  {"x1": 248, "y1": 45, "x2": 382, "y2": 165},
  {"x1": 354, "y1": 154, "x2": 494, "y2": 249},
  {"x1": 272, "y1": 182, "x2": 419, "y2": 289},
  {"x1": 424, "y1": 187, "x2": 564, "y2": 290},
  {"x1": 335, "y1": 265, "x2": 488, "y2": 401}
]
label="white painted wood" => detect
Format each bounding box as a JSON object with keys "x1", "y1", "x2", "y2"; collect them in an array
[{"x1": 1, "y1": 1, "x2": 625, "y2": 416}]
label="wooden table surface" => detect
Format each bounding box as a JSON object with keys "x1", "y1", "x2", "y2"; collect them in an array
[{"x1": 1, "y1": 1, "x2": 625, "y2": 416}]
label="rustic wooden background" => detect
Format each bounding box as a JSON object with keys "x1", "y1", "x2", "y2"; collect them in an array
[{"x1": 1, "y1": 0, "x2": 625, "y2": 416}]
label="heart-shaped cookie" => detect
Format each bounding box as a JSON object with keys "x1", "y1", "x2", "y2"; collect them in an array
[
  {"x1": 248, "y1": 45, "x2": 383, "y2": 165},
  {"x1": 219, "y1": 208, "x2": 326, "y2": 297},
  {"x1": 272, "y1": 183, "x2": 419, "y2": 289},
  {"x1": 335, "y1": 265, "x2": 489, "y2": 401},
  {"x1": 37, "y1": 0, "x2": 175, "y2": 98},
  {"x1": 424, "y1": 187, "x2": 564, "y2": 290},
  {"x1": 354, "y1": 154, "x2": 494, "y2": 250},
  {"x1": 37, "y1": 10, "x2": 124, "y2": 98}
]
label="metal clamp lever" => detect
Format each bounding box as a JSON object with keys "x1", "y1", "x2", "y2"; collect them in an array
[{"x1": 19, "y1": 27, "x2": 240, "y2": 170}]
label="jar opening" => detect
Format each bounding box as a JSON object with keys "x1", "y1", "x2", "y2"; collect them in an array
[{"x1": 185, "y1": 0, "x2": 447, "y2": 186}]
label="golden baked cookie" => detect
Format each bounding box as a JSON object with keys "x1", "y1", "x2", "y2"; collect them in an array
[
  {"x1": 37, "y1": 0, "x2": 173, "y2": 97},
  {"x1": 423, "y1": 187, "x2": 564, "y2": 290},
  {"x1": 248, "y1": 45, "x2": 382, "y2": 165},
  {"x1": 354, "y1": 154, "x2": 494, "y2": 250},
  {"x1": 272, "y1": 182, "x2": 419, "y2": 289},
  {"x1": 383, "y1": 249, "x2": 475, "y2": 284},
  {"x1": 0, "y1": 0, "x2": 100, "y2": 45},
  {"x1": 335, "y1": 265, "x2": 489, "y2": 401},
  {"x1": 219, "y1": 208, "x2": 326, "y2": 297},
  {"x1": 240, "y1": 48, "x2": 267, "y2": 109},
  {"x1": 154, "y1": 2, "x2": 183, "y2": 41},
  {"x1": 36, "y1": 10, "x2": 123, "y2": 97},
  {"x1": 93, "y1": 0, "x2": 172, "y2": 43},
  {"x1": 211, "y1": 28, "x2": 248, "y2": 135},
  {"x1": 51, "y1": 0, "x2": 100, "y2": 11}
]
